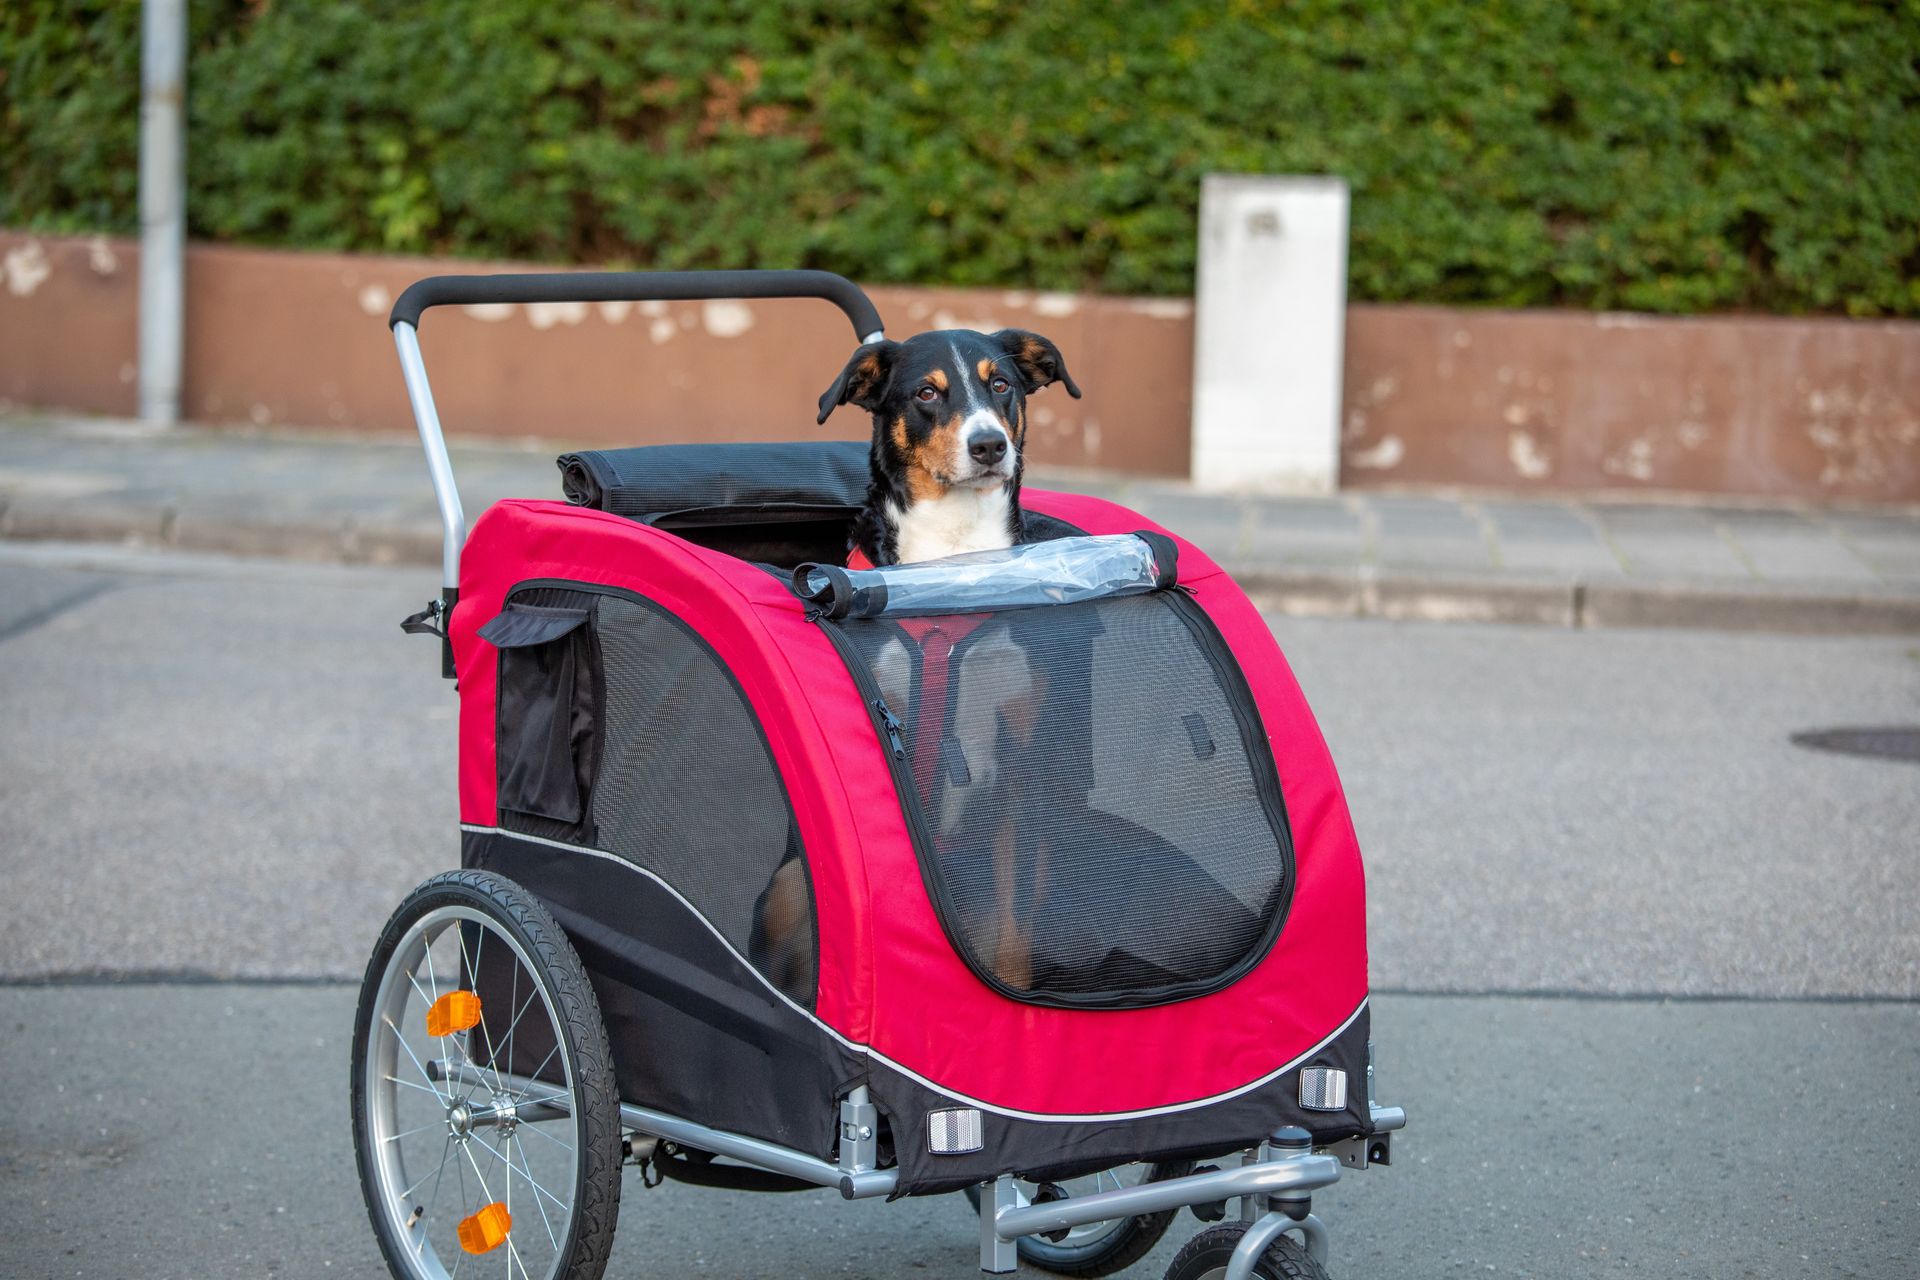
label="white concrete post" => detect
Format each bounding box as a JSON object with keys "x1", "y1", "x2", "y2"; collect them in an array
[
  {"x1": 139, "y1": 0, "x2": 187, "y2": 425},
  {"x1": 1190, "y1": 175, "x2": 1350, "y2": 492}
]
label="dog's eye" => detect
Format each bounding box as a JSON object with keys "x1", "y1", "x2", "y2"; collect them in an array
[
  {"x1": 914, "y1": 385, "x2": 939, "y2": 403},
  {"x1": 990, "y1": 376, "x2": 1011, "y2": 394}
]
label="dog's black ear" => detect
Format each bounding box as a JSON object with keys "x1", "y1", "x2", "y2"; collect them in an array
[
  {"x1": 816, "y1": 340, "x2": 898, "y2": 424},
  {"x1": 991, "y1": 329, "x2": 1082, "y2": 399}
]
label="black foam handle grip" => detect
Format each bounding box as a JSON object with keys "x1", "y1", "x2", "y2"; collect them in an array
[{"x1": 388, "y1": 268, "x2": 884, "y2": 339}]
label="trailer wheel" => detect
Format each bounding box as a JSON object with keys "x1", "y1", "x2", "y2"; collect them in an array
[
  {"x1": 352, "y1": 870, "x2": 622, "y2": 1280},
  {"x1": 964, "y1": 1161, "x2": 1193, "y2": 1276},
  {"x1": 1162, "y1": 1221, "x2": 1332, "y2": 1280}
]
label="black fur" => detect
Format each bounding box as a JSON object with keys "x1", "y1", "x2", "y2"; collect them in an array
[{"x1": 816, "y1": 328, "x2": 1080, "y2": 566}]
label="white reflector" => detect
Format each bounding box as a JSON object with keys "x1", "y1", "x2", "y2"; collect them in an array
[
  {"x1": 928, "y1": 1108, "x2": 984, "y2": 1155},
  {"x1": 1299, "y1": 1067, "x2": 1348, "y2": 1112}
]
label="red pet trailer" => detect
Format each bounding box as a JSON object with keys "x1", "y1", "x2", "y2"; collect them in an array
[{"x1": 350, "y1": 271, "x2": 1404, "y2": 1280}]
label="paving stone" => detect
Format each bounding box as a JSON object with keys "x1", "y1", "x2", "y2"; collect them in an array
[
  {"x1": 1589, "y1": 504, "x2": 1752, "y2": 578},
  {"x1": 1711, "y1": 511, "x2": 1881, "y2": 583},
  {"x1": 1821, "y1": 512, "x2": 1920, "y2": 578}
]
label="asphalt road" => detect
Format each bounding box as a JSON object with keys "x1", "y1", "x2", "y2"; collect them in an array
[{"x1": 2, "y1": 542, "x2": 1917, "y2": 1279}]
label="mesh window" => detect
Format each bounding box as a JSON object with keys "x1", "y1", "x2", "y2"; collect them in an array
[
  {"x1": 504, "y1": 586, "x2": 816, "y2": 1007},
  {"x1": 832, "y1": 593, "x2": 1292, "y2": 1008}
]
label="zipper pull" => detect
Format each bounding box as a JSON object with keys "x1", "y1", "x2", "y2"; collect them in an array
[{"x1": 874, "y1": 699, "x2": 907, "y2": 759}]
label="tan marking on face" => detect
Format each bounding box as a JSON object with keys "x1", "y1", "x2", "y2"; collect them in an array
[
  {"x1": 1013, "y1": 400, "x2": 1027, "y2": 445},
  {"x1": 904, "y1": 412, "x2": 967, "y2": 500},
  {"x1": 926, "y1": 368, "x2": 948, "y2": 392},
  {"x1": 853, "y1": 352, "x2": 883, "y2": 400},
  {"x1": 976, "y1": 358, "x2": 996, "y2": 383},
  {"x1": 890, "y1": 415, "x2": 908, "y2": 453}
]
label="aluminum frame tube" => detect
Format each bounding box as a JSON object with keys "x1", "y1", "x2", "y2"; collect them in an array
[
  {"x1": 392, "y1": 321, "x2": 466, "y2": 591},
  {"x1": 617, "y1": 1099, "x2": 898, "y2": 1199},
  {"x1": 992, "y1": 1153, "x2": 1341, "y2": 1242}
]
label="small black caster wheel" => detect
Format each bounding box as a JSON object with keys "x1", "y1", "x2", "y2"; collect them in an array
[{"x1": 1162, "y1": 1220, "x2": 1332, "y2": 1280}]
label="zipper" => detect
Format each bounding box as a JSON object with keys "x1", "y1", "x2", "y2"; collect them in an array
[
  {"x1": 874, "y1": 699, "x2": 907, "y2": 759},
  {"x1": 808, "y1": 618, "x2": 973, "y2": 978}
]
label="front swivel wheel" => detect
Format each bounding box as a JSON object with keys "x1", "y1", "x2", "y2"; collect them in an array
[{"x1": 1163, "y1": 1221, "x2": 1332, "y2": 1280}]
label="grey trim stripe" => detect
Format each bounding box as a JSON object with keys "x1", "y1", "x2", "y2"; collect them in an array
[{"x1": 462, "y1": 822, "x2": 1367, "y2": 1123}]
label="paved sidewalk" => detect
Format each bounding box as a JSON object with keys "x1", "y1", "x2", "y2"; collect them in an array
[{"x1": 3, "y1": 412, "x2": 1918, "y2": 633}]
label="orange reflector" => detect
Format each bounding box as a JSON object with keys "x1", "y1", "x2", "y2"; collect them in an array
[
  {"x1": 426, "y1": 990, "x2": 482, "y2": 1038},
  {"x1": 457, "y1": 1201, "x2": 511, "y2": 1255}
]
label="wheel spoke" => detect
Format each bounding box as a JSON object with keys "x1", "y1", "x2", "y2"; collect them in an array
[
  {"x1": 508, "y1": 1042, "x2": 562, "y2": 1101},
  {"x1": 399, "y1": 1135, "x2": 450, "y2": 1202},
  {"x1": 386, "y1": 1117, "x2": 449, "y2": 1144},
  {"x1": 384, "y1": 1015, "x2": 451, "y2": 1105},
  {"x1": 470, "y1": 1132, "x2": 571, "y2": 1216},
  {"x1": 460, "y1": 1135, "x2": 500, "y2": 1208},
  {"x1": 457, "y1": 921, "x2": 509, "y2": 1098},
  {"x1": 491, "y1": 986, "x2": 545, "y2": 1080},
  {"x1": 384, "y1": 1071, "x2": 447, "y2": 1101},
  {"x1": 509, "y1": 1129, "x2": 561, "y2": 1250},
  {"x1": 516, "y1": 1119, "x2": 574, "y2": 1153}
]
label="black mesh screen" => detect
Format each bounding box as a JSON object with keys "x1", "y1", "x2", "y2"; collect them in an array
[
  {"x1": 497, "y1": 585, "x2": 816, "y2": 1008},
  {"x1": 832, "y1": 593, "x2": 1292, "y2": 1008}
]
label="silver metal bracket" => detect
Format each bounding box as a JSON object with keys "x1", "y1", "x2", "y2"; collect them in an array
[
  {"x1": 837, "y1": 1087, "x2": 879, "y2": 1175},
  {"x1": 1325, "y1": 1131, "x2": 1392, "y2": 1170},
  {"x1": 980, "y1": 1175, "x2": 1022, "y2": 1273}
]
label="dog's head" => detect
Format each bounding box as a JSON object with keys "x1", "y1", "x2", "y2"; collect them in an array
[{"x1": 817, "y1": 329, "x2": 1081, "y2": 498}]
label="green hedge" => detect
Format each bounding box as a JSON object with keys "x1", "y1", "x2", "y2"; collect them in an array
[{"x1": 6, "y1": 1, "x2": 1917, "y2": 314}]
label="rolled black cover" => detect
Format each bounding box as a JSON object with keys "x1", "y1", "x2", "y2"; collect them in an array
[{"x1": 557, "y1": 441, "x2": 871, "y2": 521}]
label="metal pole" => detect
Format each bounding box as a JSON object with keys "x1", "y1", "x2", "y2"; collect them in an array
[{"x1": 139, "y1": 0, "x2": 186, "y2": 425}]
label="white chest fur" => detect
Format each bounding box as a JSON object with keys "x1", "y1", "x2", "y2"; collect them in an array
[{"x1": 889, "y1": 486, "x2": 1015, "y2": 564}]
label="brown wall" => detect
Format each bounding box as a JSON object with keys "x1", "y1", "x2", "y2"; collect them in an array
[
  {"x1": 0, "y1": 233, "x2": 1190, "y2": 475},
  {"x1": 3, "y1": 231, "x2": 1915, "y2": 502},
  {"x1": 1340, "y1": 304, "x2": 1920, "y2": 503}
]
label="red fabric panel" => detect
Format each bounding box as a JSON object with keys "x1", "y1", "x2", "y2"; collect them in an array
[{"x1": 453, "y1": 500, "x2": 874, "y2": 1042}]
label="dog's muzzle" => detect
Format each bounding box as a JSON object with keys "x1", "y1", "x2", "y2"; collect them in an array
[{"x1": 959, "y1": 421, "x2": 1015, "y2": 482}]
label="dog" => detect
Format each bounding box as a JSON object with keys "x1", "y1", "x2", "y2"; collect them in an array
[
  {"x1": 753, "y1": 329, "x2": 1084, "y2": 1003},
  {"x1": 815, "y1": 328, "x2": 1080, "y2": 567},
  {"x1": 812, "y1": 328, "x2": 1082, "y2": 990}
]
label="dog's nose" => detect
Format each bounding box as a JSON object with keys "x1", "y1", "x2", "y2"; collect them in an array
[{"x1": 968, "y1": 430, "x2": 1009, "y2": 466}]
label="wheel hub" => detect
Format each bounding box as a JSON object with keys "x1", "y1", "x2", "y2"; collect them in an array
[{"x1": 446, "y1": 1100, "x2": 474, "y2": 1137}]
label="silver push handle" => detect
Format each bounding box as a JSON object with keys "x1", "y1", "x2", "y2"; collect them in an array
[{"x1": 388, "y1": 269, "x2": 886, "y2": 596}]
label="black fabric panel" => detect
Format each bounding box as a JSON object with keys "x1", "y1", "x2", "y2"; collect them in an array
[
  {"x1": 866, "y1": 1002, "x2": 1373, "y2": 1198},
  {"x1": 557, "y1": 441, "x2": 870, "y2": 519},
  {"x1": 492, "y1": 588, "x2": 604, "y2": 843},
  {"x1": 1020, "y1": 509, "x2": 1085, "y2": 544},
  {"x1": 587, "y1": 591, "x2": 818, "y2": 1008},
  {"x1": 464, "y1": 829, "x2": 860, "y2": 1162}
]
